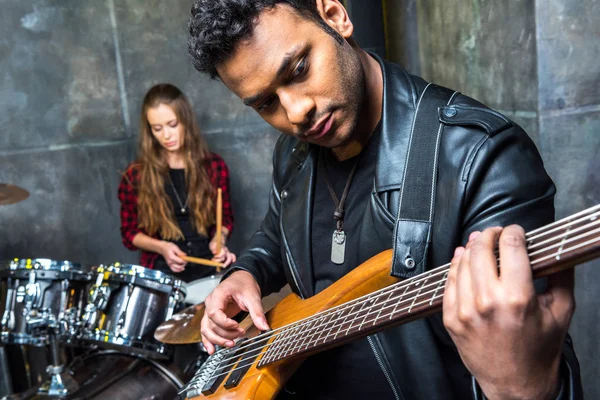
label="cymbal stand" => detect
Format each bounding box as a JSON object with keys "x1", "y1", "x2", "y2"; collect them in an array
[{"x1": 37, "y1": 329, "x2": 67, "y2": 397}]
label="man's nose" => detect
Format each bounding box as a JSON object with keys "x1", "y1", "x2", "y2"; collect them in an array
[{"x1": 279, "y1": 90, "x2": 315, "y2": 127}]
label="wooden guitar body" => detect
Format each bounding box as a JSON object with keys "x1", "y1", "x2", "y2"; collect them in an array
[{"x1": 187, "y1": 250, "x2": 398, "y2": 399}]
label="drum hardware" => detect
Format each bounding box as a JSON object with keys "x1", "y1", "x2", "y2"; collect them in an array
[
  {"x1": 166, "y1": 279, "x2": 184, "y2": 321},
  {"x1": 115, "y1": 283, "x2": 135, "y2": 334},
  {"x1": 1, "y1": 278, "x2": 15, "y2": 331},
  {"x1": 81, "y1": 270, "x2": 109, "y2": 331},
  {"x1": 79, "y1": 263, "x2": 187, "y2": 359},
  {"x1": 36, "y1": 330, "x2": 74, "y2": 397},
  {"x1": 1, "y1": 259, "x2": 92, "y2": 347}
]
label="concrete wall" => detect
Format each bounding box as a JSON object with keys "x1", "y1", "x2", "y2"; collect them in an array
[
  {"x1": 386, "y1": 0, "x2": 599, "y2": 397},
  {"x1": 0, "y1": 0, "x2": 278, "y2": 268}
]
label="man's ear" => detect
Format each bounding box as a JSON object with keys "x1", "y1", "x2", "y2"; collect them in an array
[{"x1": 315, "y1": 0, "x2": 354, "y2": 39}]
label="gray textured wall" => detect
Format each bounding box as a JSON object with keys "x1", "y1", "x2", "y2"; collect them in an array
[
  {"x1": 0, "y1": 0, "x2": 278, "y2": 267},
  {"x1": 387, "y1": 0, "x2": 599, "y2": 397}
]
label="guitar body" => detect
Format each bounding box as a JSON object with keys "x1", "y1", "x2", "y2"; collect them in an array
[{"x1": 190, "y1": 249, "x2": 398, "y2": 400}]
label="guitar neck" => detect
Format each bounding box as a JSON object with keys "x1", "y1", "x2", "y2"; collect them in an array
[{"x1": 258, "y1": 204, "x2": 600, "y2": 367}]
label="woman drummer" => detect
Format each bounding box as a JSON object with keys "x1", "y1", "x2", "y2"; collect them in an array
[{"x1": 118, "y1": 83, "x2": 235, "y2": 282}]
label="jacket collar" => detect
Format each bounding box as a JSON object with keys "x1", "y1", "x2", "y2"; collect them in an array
[{"x1": 373, "y1": 54, "x2": 419, "y2": 192}]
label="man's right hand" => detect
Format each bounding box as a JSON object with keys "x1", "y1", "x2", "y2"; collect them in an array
[{"x1": 201, "y1": 270, "x2": 270, "y2": 354}]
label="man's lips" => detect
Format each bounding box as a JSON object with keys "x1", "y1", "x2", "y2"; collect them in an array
[{"x1": 304, "y1": 113, "x2": 333, "y2": 139}]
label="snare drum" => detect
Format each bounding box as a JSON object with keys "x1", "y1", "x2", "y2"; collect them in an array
[
  {"x1": 183, "y1": 274, "x2": 223, "y2": 305},
  {"x1": 0, "y1": 259, "x2": 91, "y2": 346},
  {"x1": 80, "y1": 263, "x2": 186, "y2": 359}
]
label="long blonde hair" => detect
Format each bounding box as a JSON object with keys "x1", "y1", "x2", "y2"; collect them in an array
[{"x1": 136, "y1": 83, "x2": 215, "y2": 240}]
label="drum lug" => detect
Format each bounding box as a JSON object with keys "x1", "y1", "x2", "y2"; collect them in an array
[
  {"x1": 24, "y1": 270, "x2": 40, "y2": 308},
  {"x1": 1, "y1": 278, "x2": 15, "y2": 331},
  {"x1": 116, "y1": 284, "x2": 134, "y2": 332},
  {"x1": 166, "y1": 280, "x2": 184, "y2": 321},
  {"x1": 82, "y1": 270, "x2": 110, "y2": 329}
]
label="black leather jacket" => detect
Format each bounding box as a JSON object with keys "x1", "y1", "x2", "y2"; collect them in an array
[{"x1": 231, "y1": 57, "x2": 583, "y2": 399}]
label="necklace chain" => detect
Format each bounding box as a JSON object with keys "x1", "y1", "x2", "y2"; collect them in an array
[{"x1": 168, "y1": 173, "x2": 188, "y2": 213}]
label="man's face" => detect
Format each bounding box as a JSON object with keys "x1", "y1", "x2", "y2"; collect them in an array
[{"x1": 216, "y1": 4, "x2": 364, "y2": 149}]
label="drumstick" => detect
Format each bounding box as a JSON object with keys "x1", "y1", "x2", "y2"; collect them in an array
[
  {"x1": 216, "y1": 188, "x2": 223, "y2": 254},
  {"x1": 215, "y1": 188, "x2": 223, "y2": 272},
  {"x1": 181, "y1": 255, "x2": 223, "y2": 268}
]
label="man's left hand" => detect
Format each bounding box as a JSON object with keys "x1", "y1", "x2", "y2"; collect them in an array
[{"x1": 443, "y1": 225, "x2": 574, "y2": 400}]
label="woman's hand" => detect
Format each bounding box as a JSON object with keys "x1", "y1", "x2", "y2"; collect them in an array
[
  {"x1": 209, "y1": 235, "x2": 237, "y2": 267},
  {"x1": 160, "y1": 241, "x2": 187, "y2": 273}
]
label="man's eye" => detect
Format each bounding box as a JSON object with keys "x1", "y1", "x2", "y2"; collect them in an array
[
  {"x1": 292, "y1": 58, "x2": 307, "y2": 79},
  {"x1": 258, "y1": 97, "x2": 275, "y2": 111}
]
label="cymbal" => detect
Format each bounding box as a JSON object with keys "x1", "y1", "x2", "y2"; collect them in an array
[
  {"x1": 0, "y1": 184, "x2": 29, "y2": 206},
  {"x1": 154, "y1": 285, "x2": 292, "y2": 345},
  {"x1": 154, "y1": 303, "x2": 207, "y2": 345}
]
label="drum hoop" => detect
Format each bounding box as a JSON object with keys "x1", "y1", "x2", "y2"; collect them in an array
[
  {"x1": 80, "y1": 330, "x2": 170, "y2": 358},
  {"x1": 104, "y1": 263, "x2": 182, "y2": 286},
  {"x1": 4, "y1": 258, "x2": 82, "y2": 271},
  {"x1": 0, "y1": 331, "x2": 48, "y2": 346},
  {"x1": 0, "y1": 269, "x2": 91, "y2": 281}
]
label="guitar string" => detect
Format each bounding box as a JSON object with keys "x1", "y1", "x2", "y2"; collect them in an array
[
  {"x1": 189, "y1": 231, "x2": 600, "y2": 388},
  {"x1": 194, "y1": 229, "x2": 600, "y2": 385},
  {"x1": 207, "y1": 206, "x2": 600, "y2": 366},
  {"x1": 204, "y1": 208, "x2": 600, "y2": 375}
]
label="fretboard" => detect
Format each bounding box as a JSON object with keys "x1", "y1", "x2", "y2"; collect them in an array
[{"x1": 257, "y1": 204, "x2": 600, "y2": 367}]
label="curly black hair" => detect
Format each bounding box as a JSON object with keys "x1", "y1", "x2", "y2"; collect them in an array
[{"x1": 188, "y1": 0, "x2": 343, "y2": 78}]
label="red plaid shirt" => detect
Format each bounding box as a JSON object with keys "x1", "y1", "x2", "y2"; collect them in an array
[{"x1": 118, "y1": 153, "x2": 234, "y2": 269}]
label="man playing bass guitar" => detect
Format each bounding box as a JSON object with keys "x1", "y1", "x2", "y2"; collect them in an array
[{"x1": 188, "y1": 1, "x2": 582, "y2": 399}]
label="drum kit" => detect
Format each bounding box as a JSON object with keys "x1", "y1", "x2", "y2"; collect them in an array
[{"x1": 0, "y1": 184, "x2": 288, "y2": 400}]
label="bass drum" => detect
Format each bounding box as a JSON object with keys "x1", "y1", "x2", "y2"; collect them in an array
[{"x1": 4, "y1": 351, "x2": 186, "y2": 400}]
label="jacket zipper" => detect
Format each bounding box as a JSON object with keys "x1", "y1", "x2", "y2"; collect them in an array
[
  {"x1": 285, "y1": 252, "x2": 305, "y2": 299},
  {"x1": 367, "y1": 336, "x2": 402, "y2": 400}
]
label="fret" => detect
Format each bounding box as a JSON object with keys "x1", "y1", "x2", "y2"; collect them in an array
[
  {"x1": 354, "y1": 297, "x2": 375, "y2": 332},
  {"x1": 333, "y1": 303, "x2": 359, "y2": 340},
  {"x1": 408, "y1": 275, "x2": 427, "y2": 314},
  {"x1": 390, "y1": 283, "x2": 411, "y2": 319},
  {"x1": 431, "y1": 271, "x2": 447, "y2": 305},
  {"x1": 296, "y1": 319, "x2": 317, "y2": 352},
  {"x1": 556, "y1": 226, "x2": 572, "y2": 261},
  {"x1": 278, "y1": 325, "x2": 303, "y2": 360},
  {"x1": 262, "y1": 327, "x2": 293, "y2": 364},
  {"x1": 374, "y1": 288, "x2": 396, "y2": 325},
  {"x1": 306, "y1": 315, "x2": 326, "y2": 349},
  {"x1": 323, "y1": 310, "x2": 343, "y2": 344},
  {"x1": 315, "y1": 310, "x2": 339, "y2": 345}
]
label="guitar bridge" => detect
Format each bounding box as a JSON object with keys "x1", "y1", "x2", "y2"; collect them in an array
[{"x1": 179, "y1": 347, "x2": 234, "y2": 398}]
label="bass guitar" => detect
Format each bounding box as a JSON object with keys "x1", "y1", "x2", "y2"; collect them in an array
[{"x1": 181, "y1": 204, "x2": 600, "y2": 400}]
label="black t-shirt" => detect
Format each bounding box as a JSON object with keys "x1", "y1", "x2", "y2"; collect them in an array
[
  {"x1": 164, "y1": 168, "x2": 206, "y2": 242},
  {"x1": 154, "y1": 168, "x2": 214, "y2": 282},
  {"x1": 279, "y1": 126, "x2": 397, "y2": 399}
]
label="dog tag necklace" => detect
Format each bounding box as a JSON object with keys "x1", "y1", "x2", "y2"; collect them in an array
[{"x1": 321, "y1": 150, "x2": 362, "y2": 265}]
